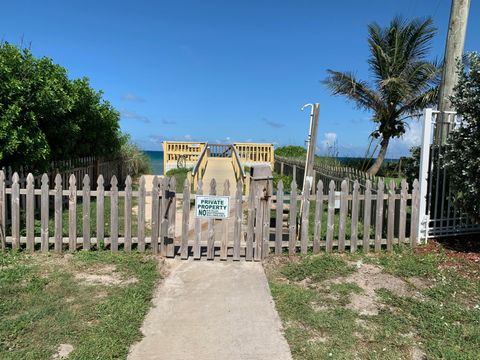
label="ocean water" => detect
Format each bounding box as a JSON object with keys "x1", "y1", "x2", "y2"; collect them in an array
[
  {"x1": 144, "y1": 151, "x2": 164, "y2": 175},
  {"x1": 143, "y1": 151, "x2": 398, "y2": 176}
]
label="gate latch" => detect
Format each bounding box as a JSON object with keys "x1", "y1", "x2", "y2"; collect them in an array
[{"x1": 165, "y1": 190, "x2": 176, "y2": 199}]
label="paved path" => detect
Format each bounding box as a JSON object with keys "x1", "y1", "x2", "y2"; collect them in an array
[
  {"x1": 201, "y1": 157, "x2": 237, "y2": 194},
  {"x1": 128, "y1": 260, "x2": 292, "y2": 360}
]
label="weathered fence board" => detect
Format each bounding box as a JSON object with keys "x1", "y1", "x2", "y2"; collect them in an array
[
  {"x1": 233, "y1": 180, "x2": 242, "y2": 260},
  {"x1": 313, "y1": 180, "x2": 324, "y2": 254},
  {"x1": 275, "y1": 180, "x2": 284, "y2": 255},
  {"x1": 207, "y1": 179, "x2": 216, "y2": 260},
  {"x1": 124, "y1": 176, "x2": 132, "y2": 252},
  {"x1": 138, "y1": 176, "x2": 146, "y2": 252},
  {"x1": 181, "y1": 179, "x2": 190, "y2": 259},
  {"x1": 110, "y1": 176, "x2": 119, "y2": 252},
  {"x1": 0, "y1": 170, "x2": 421, "y2": 258},
  {"x1": 288, "y1": 180, "x2": 297, "y2": 255},
  {"x1": 193, "y1": 180, "x2": 203, "y2": 259}
]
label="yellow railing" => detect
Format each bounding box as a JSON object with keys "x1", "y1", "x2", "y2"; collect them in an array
[
  {"x1": 233, "y1": 143, "x2": 275, "y2": 167},
  {"x1": 191, "y1": 145, "x2": 209, "y2": 190},
  {"x1": 231, "y1": 145, "x2": 246, "y2": 184},
  {"x1": 163, "y1": 141, "x2": 207, "y2": 173}
]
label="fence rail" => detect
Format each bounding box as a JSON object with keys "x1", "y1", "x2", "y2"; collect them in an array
[
  {"x1": 275, "y1": 155, "x2": 384, "y2": 194},
  {"x1": 0, "y1": 170, "x2": 420, "y2": 257}
]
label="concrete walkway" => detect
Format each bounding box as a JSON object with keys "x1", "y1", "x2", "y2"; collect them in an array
[{"x1": 128, "y1": 260, "x2": 292, "y2": 360}]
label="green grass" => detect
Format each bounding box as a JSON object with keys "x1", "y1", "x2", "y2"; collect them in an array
[
  {"x1": 0, "y1": 251, "x2": 161, "y2": 359},
  {"x1": 166, "y1": 167, "x2": 191, "y2": 193},
  {"x1": 266, "y1": 249, "x2": 480, "y2": 359}
]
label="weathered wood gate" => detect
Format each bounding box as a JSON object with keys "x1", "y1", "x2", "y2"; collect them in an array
[{"x1": 0, "y1": 170, "x2": 420, "y2": 259}]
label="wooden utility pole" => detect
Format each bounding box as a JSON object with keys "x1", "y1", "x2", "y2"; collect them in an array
[
  {"x1": 303, "y1": 103, "x2": 320, "y2": 194},
  {"x1": 436, "y1": 0, "x2": 471, "y2": 144}
]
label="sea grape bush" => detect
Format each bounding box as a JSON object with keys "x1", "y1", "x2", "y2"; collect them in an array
[{"x1": 444, "y1": 52, "x2": 480, "y2": 220}]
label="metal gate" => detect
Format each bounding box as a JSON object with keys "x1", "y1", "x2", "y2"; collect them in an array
[{"x1": 418, "y1": 108, "x2": 480, "y2": 239}]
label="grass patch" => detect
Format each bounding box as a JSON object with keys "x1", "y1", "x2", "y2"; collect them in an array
[
  {"x1": 166, "y1": 167, "x2": 191, "y2": 193},
  {"x1": 266, "y1": 249, "x2": 480, "y2": 359},
  {"x1": 280, "y1": 254, "x2": 354, "y2": 282},
  {"x1": 0, "y1": 251, "x2": 161, "y2": 359}
]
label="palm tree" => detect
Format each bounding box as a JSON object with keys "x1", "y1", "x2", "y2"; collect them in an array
[{"x1": 323, "y1": 17, "x2": 439, "y2": 176}]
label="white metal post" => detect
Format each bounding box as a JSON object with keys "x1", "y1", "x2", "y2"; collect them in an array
[{"x1": 418, "y1": 108, "x2": 433, "y2": 242}]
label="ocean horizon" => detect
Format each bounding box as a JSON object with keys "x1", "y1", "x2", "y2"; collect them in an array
[
  {"x1": 144, "y1": 150, "x2": 164, "y2": 175},
  {"x1": 143, "y1": 150, "x2": 400, "y2": 176}
]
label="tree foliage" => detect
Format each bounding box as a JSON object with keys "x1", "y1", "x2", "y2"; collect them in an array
[
  {"x1": 0, "y1": 43, "x2": 123, "y2": 171},
  {"x1": 323, "y1": 17, "x2": 439, "y2": 175},
  {"x1": 444, "y1": 53, "x2": 480, "y2": 220}
]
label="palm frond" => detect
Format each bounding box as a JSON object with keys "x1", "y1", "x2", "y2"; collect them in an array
[{"x1": 322, "y1": 70, "x2": 382, "y2": 111}]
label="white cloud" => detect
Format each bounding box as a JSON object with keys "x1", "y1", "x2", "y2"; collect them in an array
[
  {"x1": 184, "y1": 134, "x2": 192, "y2": 141},
  {"x1": 120, "y1": 109, "x2": 150, "y2": 123},
  {"x1": 388, "y1": 119, "x2": 423, "y2": 157},
  {"x1": 319, "y1": 132, "x2": 338, "y2": 151},
  {"x1": 121, "y1": 93, "x2": 145, "y2": 102}
]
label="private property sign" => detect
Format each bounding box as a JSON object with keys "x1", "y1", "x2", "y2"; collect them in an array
[{"x1": 195, "y1": 195, "x2": 230, "y2": 219}]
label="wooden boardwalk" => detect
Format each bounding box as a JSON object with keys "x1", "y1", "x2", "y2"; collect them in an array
[{"x1": 201, "y1": 158, "x2": 237, "y2": 195}]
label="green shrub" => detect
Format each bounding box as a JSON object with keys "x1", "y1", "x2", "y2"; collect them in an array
[
  {"x1": 275, "y1": 146, "x2": 307, "y2": 158},
  {"x1": 444, "y1": 53, "x2": 480, "y2": 220},
  {"x1": 273, "y1": 173, "x2": 293, "y2": 191},
  {"x1": 119, "y1": 141, "x2": 152, "y2": 178}
]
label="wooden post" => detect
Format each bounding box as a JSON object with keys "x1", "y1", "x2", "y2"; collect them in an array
[
  {"x1": 313, "y1": 180, "x2": 324, "y2": 253},
  {"x1": 138, "y1": 176, "x2": 146, "y2": 252},
  {"x1": 338, "y1": 180, "x2": 348, "y2": 252},
  {"x1": 300, "y1": 182, "x2": 310, "y2": 254},
  {"x1": 411, "y1": 179, "x2": 420, "y2": 247},
  {"x1": 110, "y1": 176, "x2": 119, "y2": 252},
  {"x1": 207, "y1": 179, "x2": 216, "y2": 260},
  {"x1": 254, "y1": 184, "x2": 264, "y2": 261},
  {"x1": 288, "y1": 179, "x2": 297, "y2": 255},
  {"x1": 124, "y1": 176, "x2": 132, "y2": 252},
  {"x1": 150, "y1": 176, "x2": 159, "y2": 254},
  {"x1": 11, "y1": 173, "x2": 20, "y2": 250},
  {"x1": 350, "y1": 180, "x2": 359, "y2": 253},
  {"x1": 97, "y1": 175, "x2": 105, "y2": 249},
  {"x1": 220, "y1": 179, "x2": 230, "y2": 260},
  {"x1": 246, "y1": 182, "x2": 255, "y2": 261},
  {"x1": 363, "y1": 180, "x2": 372, "y2": 252},
  {"x1": 193, "y1": 180, "x2": 203, "y2": 259},
  {"x1": 69, "y1": 175, "x2": 77, "y2": 252},
  {"x1": 233, "y1": 180, "x2": 242, "y2": 260},
  {"x1": 26, "y1": 174, "x2": 35, "y2": 252},
  {"x1": 326, "y1": 180, "x2": 335, "y2": 252},
  {"x1": 54, "y1": 174, "x2": 63, "y2": 253},
  {"x1": 387, "y1": 180, "x2": 395, "y2": 251},
  {"x1": 159, "y1": 177, "x2": 168, "y2": 256},
  {"x1": 167, "y1": 176, "x2": 176, "y2": 257},
  {"x1": 275, "y1": 180, "x2": 284, "y2": 255},
  {"x1": 374, "y1": 179, "x2": 385, "y2": 252},
  {"x1": 82, "y1": 175, "x2": 91, "y2": 250},
  {"x1": 262, "y1": 186, "x2": 272, "y2": 259},
  {"x1": 399, "y1": 179, "x2": 408, "y2": 245},
  {"x1": 41, "y1": 174, "x2": 49, "y2": 252},
  {"x1": 181, "y1": 178, "x2": 190, "y2": 259}
]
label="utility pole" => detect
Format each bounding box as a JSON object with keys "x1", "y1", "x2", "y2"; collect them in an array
[
  {"x1": 301, "y1": 103, "x2": 320, "y2": 194},
  {"x1": 436, "y1": 0, "x2": 470, "y2": 144}
]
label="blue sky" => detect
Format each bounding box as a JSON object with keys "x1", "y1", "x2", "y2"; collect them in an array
[{"x1": 1, "y1": 0, "x2": 479, "y2": 157}]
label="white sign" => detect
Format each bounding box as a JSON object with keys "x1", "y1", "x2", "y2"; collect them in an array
[{"x1": 195, "y1": 195, "x2": 230, "y2": 219}]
